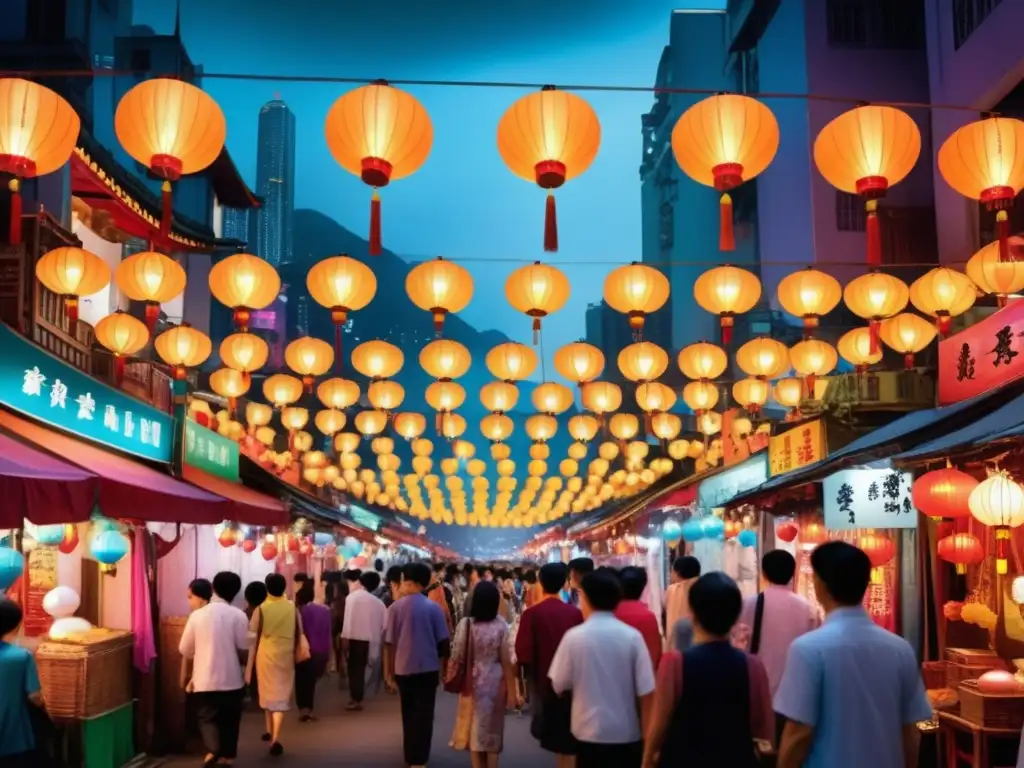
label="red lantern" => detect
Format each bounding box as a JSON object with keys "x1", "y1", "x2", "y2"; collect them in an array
[
  {"x1": 218, "y1": 529, "x2": 237, "y2": 548},
  {"x1": 58, "y1": 524, "x2": 79, "y2": 554},
  {"x1": 801, "y1": 521, "x2": 829, "y2": 547},
  {"x1": 241, "y1": 539, "x2": 257, "y2": 554},
  {"x1": 937, "y1": 532, "x2": 984, "y2": 575},
  {"x1": 287, "y1": 534, "x2": 300, "y2": 553},
  {"x1": 775, "y1": 521, "x2": 799, "y2": 543},
  {"x1": 261, "y1": 543, "x2": 278, "y2": 561},
  {"x1": 858, "y1": 532, "x2": 895, "y2": 584},
  {"x1": 912, "y1": 466, "x2": 978, "y2": 520},
  {"x1": 299, "y1": 537, "x2": 314, "y2": 557}
]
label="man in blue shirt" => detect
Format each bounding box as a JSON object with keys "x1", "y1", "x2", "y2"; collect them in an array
[
  {"x1": 774, "y1": 541, "x2": 932, "y2": 768},
  {"x1": 0, "y1": 597, "x2": 45, "y2": 767}
]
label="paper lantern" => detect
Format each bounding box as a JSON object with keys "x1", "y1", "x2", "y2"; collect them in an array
[
  {"x1": 698, "y1": 411, "x2": 722, "y2": 436},
  {"x1": 814, "y1": 105, "x2": 921, "y2": 266},
  {"x1": 262, "y1": 374, "x2": 303, "y2": 408},
  {"x1": 909, "y1": 267, "x2": 977, "y2": 336},
  {"x1": 681, "y1": 518, "x2": 705, "y2": 543},
  {"x1": 603, "y1": 262, "x2": 670, "y2": 339},
  {"x1": 261, "y1": 542, "x2": 278, "y2": 561},
  {"x1": 390, "y1": 412, "x2": 424, "y2": 442},
  {"x1": 789, "y1": 339, "x2": 837, "y2": 398},
  {"x1": 116, "y1": 78, "x2": 225, "y2": 239},
  {"x1": 733, "y1": 377, "x2": 770, "y2": 414},
  {"x1": 91, "y1": 530, "x2": 129, "y2": 567},
  {"x1": 682, "y1": 380, "x2": 719, "y2": 415},
  {"x1": 42, "y1": 586, "x2": 80, "y2": 619},
  {"x1": 219, "y1": 333, "x2": 269, "y2": 384},
  {"x1": 497, "y1": 86, "x2": 600, "y2": 252},
  {"x1": 776, "y1": 267, "x2": 843, "y2": 332},
  {"x1": 351, "y1": 340, "x2": 403, "y2": 380},
  {"x1": 305, "y1": 255, "x2": 377, "y2": 365},
  {"x1": 609, "y1": 413, "x2": 640, "y2": 441},
  {"x1": 912, "y1": 466, "x2": 978, "y2": 520},
  {"x1": 678, "y1": 341, "x2": 728, "y2": 381},
  {"x1": 937, "y1": 532, "x2": 984, "y2": 575},
  {"x1": 736, "y1": 337, "x2": 789, "y2": 380},
  {"x1": 355, "y1": 410, "x2": 388, "y2": 437},
  {"x1": 0, "y1": 546, "x2": 24, "y2": 590},
  {"x1": 154, "y1": 323, "x2": 212, "y2": 380},
  {"x1": 35, "y1": 247, "x2": 111, "y2": 331},
  {"x1": 775, "y1": 521, "x2": 799, "y2": 543},
  {"x1": 285, "y1": 336, "x2": 334, "y2": 392},
  {"x1": 837, "y1": 327, "x2": 883, "y2": 374},
  {"x1": 526, "y1": 414, "x2": 558, "y2": 443},
  {"x1": 317, "y1": 377, "x2": 360, "y2": 410},
  {"x1": 314, "y1": 409, "x2": 347, "y2": 437},
  {"x1": 486, "y1": 342, "x2": 538, "y2": 381},
  {"x1": 218, "y1": 527, "x2": 238, "y2": 548},
  {"x1": 405, "y1": 256, "x2": 473, "y2": 334},
  {"x1": 568, "y1": 414, "x2": 600, "y2": 444},
  {"x1": 966, "y1": 238, "x2": 1024, "y2": 305},
  {"x1": 367, "y1": 380, "x2": 405, "y2": 412},
  {"x1": 59, "y1": 524, "x2": 80, "y2": 554},
  {"x1": 30, "y1": 524, "x2": 64, "y2": 547},
  {"x1": 241, "y1": 539, "x2": 257, "y2": 554},
  {"x1": 636, "y1": 381, "x2": 676, "y2": 413},
  {"x1": 114, "y1": 251, "x2": 187, "y2": 331},
  {"x1": 843, "y1": 272, "x2": 909, "y2": 354},
  {"x1": 209, "y1": 368, "x2": 249, "y2": 414},
  {"x1": 325, "y1": 82, "x2": 432, "y2": 255},
  {"x1": 439, "y1": 412, "x2": 467, "y2": 440},
  {"x1": 859, "y1": 532, "x2": 895, "y2": 584},
  {"x1": 553, "y1": 341, "x2": 604, "y2": 386},
  {"x1": 245, "y1": 402, "x2": 273, "y2": 432},
  {"x1": 480, "y1": 413, "x2": 514, "y2": 443},
  {"x1": 672, "y1": 94, "x2": 779, "y2": 251},
  {"x1": 209, "y1": 253, "x2": 281, "y2": 331},
  {"x1": 773, "y1": 378, "x2": 804, "y2": 411},
  {"x1": 581, "y1": 381, "x2": 622, "y2": 417},
  {"x1": 281, "y1": 407, "x2": 309, "y2": 433},
  {"x1": 617, "y1": 341, "x2": 669, "y2": 383},
  {"x1": 0, "y1": 79, "x2": 80, "y2": 243},
  {"x1": 694, "y1": 266, "x2": 761, "y2": 345},
  {"x1": 970, "y1": 470, "x2": 1024, "y2": 574},
  {"x1": 505, "y1": 262, "x2": 571, "y2": 342},
  {"x1": 651, "y1": 412, "x2": 682, "y2": 441},
  {"x1": 94, "y1": 311, "x2": 149, "y2": 385},
  {"x1": 479, "y1": 381, "x2": 519, "y2": 414},
  {"x1": 939, "y1": 116, "x2": 1024, "y2": 262},
  {"x1": 425, "y1": 381, "x2": 466, "y2": 413},
  {"x1": 878, "y1": 313, "x2": 937, "y2": 369},
  {"x1": 532, "y1": 382, "x2": 574, "y2": 415},
  {"x1": 420, "y1": 339, "x2": 471, "y2": 381}
]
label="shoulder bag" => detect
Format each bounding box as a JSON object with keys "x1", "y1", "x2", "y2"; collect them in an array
[
  {"x1": 294, "y1": 605, "x2": 311, "y2": 664},
  {"x1": 443, "y1": 617, "x2": 474, "y2": 695}
]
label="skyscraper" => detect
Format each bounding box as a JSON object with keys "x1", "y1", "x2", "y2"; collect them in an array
[
  {"x1": 253, "y1": 98, "x2": 296, "y2": 267},
  {"x1": 221, "y1": 206, "x2": 250, "y2": 244}
]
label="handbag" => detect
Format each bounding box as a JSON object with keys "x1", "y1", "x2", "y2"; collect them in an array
[
  {"x1": 443, "y1": 618, "x2": 474, "y2": 695},
  {"x1": 294, "y1": 609, "x2": 311, "y2": 664}
]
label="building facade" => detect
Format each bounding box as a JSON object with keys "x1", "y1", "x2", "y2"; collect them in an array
[{"x1": 253, "y1": 99, "x2": 296, "y2": 267}]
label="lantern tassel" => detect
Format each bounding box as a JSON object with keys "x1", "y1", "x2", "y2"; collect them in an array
[
  {"x1": 997, "y1": 210, "x2": 1011, "y2": 263},
  {"x1": 8, "y1": 178, "x2": 21, "y2": 245},
  {"x1": 532, "y1": 317, "x2": 541, "y2": 346},
  {"x1": 334, "y1": 322, "x2": 343, "y2": 374},
  {"x1": 904, "y1": 353, "x2": 915, "y2": 370},
  {"x1": 721, "y1": 317, "x2": 733, "y2": 347},
  {"x1": 719, "y1": 193, "x2": 735, "y2": 251},
  {"x1": 144, "y1": 303, "x2": 160, "y2": 333},
  {"x1": 114, "y1": 355, "x2": 126, "y2": 386},
  {"x1": 66, "y1": 297, "x2": 79, "y2": 337},
  {"x1": 369, "y1": 190, "x2": 382, "y2": 256},
  {"x1": 868, "y1": 319, "x2": 881, "y2": 356},
  {"x1": 865, "y1": 199, "x2": 881, "y2": 267},
  {"x1": 805, "y1": 373, "x2": 816, "y2": 400},
  {"x1": 161, "y1": 181, "x2": 172, "y2": 239},
  {"x1": 544, "y1": 191, "x2": 558, "y2": 253}
]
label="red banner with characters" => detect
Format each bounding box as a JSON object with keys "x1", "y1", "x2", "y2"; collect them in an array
[{"x1": 939, "y1": 301, "x2": 1024, "y2": 405}]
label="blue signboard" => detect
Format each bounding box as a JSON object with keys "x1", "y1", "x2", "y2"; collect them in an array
[
  {"x1": 344, "y1": 504, "x2": 383, "y2": 532},
  {"x1": 0, "y1": 324, "x2": 173, "y2": 462},
  {"x1": 697, "y1": 453, "x2": 769, "y2": 510}
]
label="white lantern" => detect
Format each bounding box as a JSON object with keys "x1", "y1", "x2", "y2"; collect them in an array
[
  {"x1": 969, "y1": 470, "x2": 1024, "y2": 574},
  {"x1": 1013, "y1": 576, "x2": 1024, "y2": 606}
]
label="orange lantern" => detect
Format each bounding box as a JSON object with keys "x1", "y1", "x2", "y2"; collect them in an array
[
  {"x1": 505, "y1": 261, "x2": 570, "y2": 342},
  {"x1": 735, "y1": 337, "x2": 789, "y2": 380},
  {"x1": 367, "y1": 380, "x2": 405, "y2": 412},
  {"x1": 532, "y1": 382, "x2": 574, "y2": 415},
  {"x1": 939, "y1": 116, "x2": 1024, "y2": 262},
  {"x1": 678, "y1": 341, "x2": 728, "y2": 381},
  {"x1": 480, "y1": 413, "x2": 514, "y2": 443},
  {"x1": 113, "y1": 250, "x2": 187, "y2": 331},
  {"x1": 837, "y1": 327, "x2": 883, "y2": 374},
  {"x1": 937, "y1": 533, "x2": 984, "y2": 575},
  {"x1": 878, "y1": 313, "x2": 936, "y2": 369},
  {"x1": 789, "y1": 339, "x2": 837, "y2": 397},
  {"x1": 693, "y1": 265, "x2": 761, "y2": 345},
  {"x1": 393, "y1": 412, "x2": 427, "y2": 441},
  {"x1": 682, "y1": 380, "x2": 720, "y2": 415},
  {"x1": 617, "y1": 341, "x2": 669, "y2": 383},
  {"x1": 526, "y1": 414, "x2": 558, "y2": 443},
  {"x1": 420, "y1": 339, "x2": 471, "y2": 381},
  {"x1": 210, "y1": 368, "x2": 249, "y2": 414},
  {"x1": 610, "y1": 413, "x2": 640, "y2": 441},
  {"x1": 776, "y1": 267, "x2": 842, "y2": 334},
  {"x1": 480, "y1": 381, "x2": 519, "y2": 414},
  {"x1": 314, "y1": 409, "x2": 347, "y2": 437},
  {"x1": 317, "y1": 377, "x2": 360, "y2": 410},
  {"x1": 859, "y1": 532, "x2": 895, "y2": 584},
  {"x1": 568, "y1": 414, "x2": 600, "y2": 443},
  {"x1": 0, "y1": 79, "x2": 80, "y2": 244},
  {"x1": 35, "y1": 247, "x2": 111, "y2": 331},
  {"x1": 733, "y1": 377, "x2": 770, "y2": 415},
  {"x1": 912, "y1": 465, "x2": 978, "y2": 521},
  {"x1": 355, "y1": 410, "x2": 388, "y2": 438},
  {"x1": 439, "y1": 412, "x2": 467, "y2": 440},
  {"x1": 636, "y1": 381, "x2": 676, "y2": 414},
  {"x1": 651, "y1": 412, "x2": 682, "y2": 442},
  {"x1": 263, "y1": 374, "x2": 303, "y2": 408},
  {"x1": 486, "y1": 342, "x2": 538, "y2": 382},
  {"x1": 966, "y1": 238, "x2": 1024, "y2": 305},
  {"x1": 351, "y1": 340, "x2": 403, "y2": 380},
  {"x1": 305, "y1": 254, "x2": 377, "y2": 365},
  {"x1": 405, "y1": 256, "x2": 473, "y2": 335},
  {"x1": 209, "y1": 253, "x2": 281, "y2": 332},
  {"x1": 285, "y1": 336, "x2": 334, "y2": 392},
  {"x1": 581, "y1": 381, "x2": 622, "y2": 418},
  {"x1": 553, "y1": 341, "x2": 604, "y2": 387},
  {"x1": 94, "y1": 311, "x2": 149, "y2": 384},
  {"x1": 909, "y1": 267, "x2": 977, "y2": 336},
  {"x1": 154, "y1": 323, "x2": 212, "y2": 380},
  {"x1": 497, "y1": 86, "x2": 600, "y2": 252},
  {"x1": 426, "y1": 381, "x2": 467, "y2": 414},
  {"x1": 603, "y1": 262, "x2": 670, "y2": 339},
  {"x1": 115, "y1": 79, "x2": 225, "y2": 240},
  {"x1": 325, "y1": 82, "x2": 432, "y2": 255},
  {"x1": 219, "y1": 333, "x2": 269, "y2": 384},
  {"x1": 772, "y1": 377, "x2": 804, "y2": 415},
  {"x1": 814, "y1": 105, "x2": 921, "y2": 267},
  {"x1": 843, "y1": 272, "x2": 909, "y2": 354},
  {"x1": 672, "y1": 94, "x2": 779, "y2": 251}
]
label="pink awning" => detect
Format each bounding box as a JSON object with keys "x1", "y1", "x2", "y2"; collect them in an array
[
  {"x1": 182, "y1": 465, "x2": 289, "y2": 527},
  {"x1": 0, "y1": 431, "x2": 98, "y2": 527},
  {"x1": 648, "y1": 485, "x2": 698, "y2": 509},
  {"x1": 0, "y1": 410, "x2": 228, "y2": 524}
]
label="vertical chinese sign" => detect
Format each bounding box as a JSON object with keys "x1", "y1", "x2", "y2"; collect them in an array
[
  {"x1": 23, "y1": 546, "x2": 57, "y2": 637},
  {"x1": 768, "y1": 419, "x2": 826, "y2": 477},
  {"x1": 938, "y1": 300, "x2": 1024, "y2": 405}
]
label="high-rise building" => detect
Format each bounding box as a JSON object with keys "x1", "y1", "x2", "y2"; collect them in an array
[
  {"x1": 253, "y1": 98, "x2": 296, "y2": 267},
  {"x1": 221, "y1": 207, "x2": 250, "y2": 244}
]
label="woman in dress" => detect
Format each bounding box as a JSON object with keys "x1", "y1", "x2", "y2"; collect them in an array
[
  {"x1": 448, "y1": 581, "x2": 521, "y2": 768},
  {"x1": 295, "y1": 582, "x2": 332, "y2": 722}
]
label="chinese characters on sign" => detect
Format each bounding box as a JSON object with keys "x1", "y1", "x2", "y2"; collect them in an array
[
  {"x1": 768, "y1": 419, "x2": 826, "y2": 477},
  {"x1": 184, "y1": 419, "x2": 240, "y2": 483},
  {"x1": 697, "y1": 454, "x2": 768, "y2": 510},
  {"x1": 822, "y1": 468, "x2": 919, "y2": 531},
  {"x1": 939, "y1": 300, "x2": 1024, "y2": 405},
  {"x1": 23, "y1": 546, "x2": 57, "y2": 637}
]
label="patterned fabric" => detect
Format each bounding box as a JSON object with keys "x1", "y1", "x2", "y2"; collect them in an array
[
  {"x1": 449, "y1": 619, "x2": 511, "y2": 753},
  {"x1": 252, "y1": 596, "x2": 296, "y2": 712}
]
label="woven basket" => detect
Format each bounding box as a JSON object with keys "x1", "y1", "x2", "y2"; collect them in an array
[
  {"x1": 959, "y1": 680, "x2": 1024, "y2": 730},
  {"x1": 36, "y1": 630, "x2": 134, "y2": 719},
  {"x1": 947, "y1": 647, "x2": 1001, "y2": 666},
  {"x1": 922, "y1": 661, "x2": 948, "y2": 690}
]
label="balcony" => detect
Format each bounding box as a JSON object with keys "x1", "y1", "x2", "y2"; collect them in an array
[{"x1": 953, "y1": 0, "x2": 1004, "y2": 50}]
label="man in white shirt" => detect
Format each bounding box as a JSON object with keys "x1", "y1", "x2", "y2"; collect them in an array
[
  {"x1": 549, "y1": 569, "x2": 656, "y2": 768},
  {"x1": 342, "y1": 571, "x2": 387, "y2": 711},
  {"x1": 179, "y1": 572, "x2": 250, "y2": 767}
]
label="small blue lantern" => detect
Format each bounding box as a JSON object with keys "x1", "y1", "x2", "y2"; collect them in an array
[
  {"x1": 662, "y1": 520, "x2": 682, "y2": 547},
  {"x1": 343, "y1": 536, "x2": 363, "y2": 558},
  {"x1": 314, "y1": 532, "x2": 334, "y2": 547},
  {"x1": 34, "y1": 525, "x2": 66, "y2": 547},
  {"x1": 681, "y1": 518, "x2": 705, "y2": 543},
  {"x1": 700, "y1": 516, "x2": 725, "y2": 540},
  {"x1": 91, "y1": 530, "x2": 129, "y2": 569},
  {"x1": 738, "y1": 529, "x2": 757, "y2": 548},
  {"x1": 0, "y1": 546, "x2": 24, "y2": 592}
]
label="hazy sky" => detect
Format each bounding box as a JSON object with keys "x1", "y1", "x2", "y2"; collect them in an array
[{"x1": 135, "y1": 1, "x2": 727, "y2": 353}]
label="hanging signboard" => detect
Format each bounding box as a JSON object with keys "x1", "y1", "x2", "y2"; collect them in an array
[
  {"x1": 822, "y1": 468, "x2": 918, "y2": 530},
  {"x1": 697, "y1": 453, "x2": 768, "y2": 510},
  {"x1": 0, "y1": 324, "x2": 173, "y2": 462},
  {"x1": 722, "y1": 408, "x2": 770, "y2": 466},
  {"x1": 23, "y1": 546, "x2": 57, "y2": 637},
  {"x1": 344, "y1": 505, "x2": 383, "y2": 532},
  {"x1": 938, "y1": 300, "x2": 1024, "y2": 405},
  {"x1": 768, "y1": 419, "x2": 826, "y2": 477},
  {"x1": 184, "y1": 419, "x2": 240, "y2": 482}
]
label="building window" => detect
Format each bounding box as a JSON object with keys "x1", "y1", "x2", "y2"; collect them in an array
[
  {"x1": 836, "y1": 191, "x2": 867, "y2": 232},
  {"x1": 130, "y1": 49, "x2": 151, "y2": 73},
  {"x1": 953, "y1": 0, "x2": 1004, "y2": 49},
  {"x1": 826, "y1": 0, "x2": 924, "y2": 50},
  {"x1": 659, "y1": 202, "x2": 674, "y2": 251}
]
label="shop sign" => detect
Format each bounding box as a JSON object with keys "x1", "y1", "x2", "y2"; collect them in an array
[
  {"x1": 184, "y1": 419, "x2": 239, "y2": 482},
  {"x1": 768, "y1": 419, "x2": 826, "y2": 477},
  {"x1": 938, "y1": 300, "x2": 1024, "y2": 405},
  {"x1": 822, "y1": 468, "x2": 918, "y2": 530},
  {"x1": 722, "y1": 408, "x2": 770, "y2": 466},
  {"x1": 0, "y1": 324, "x2": 173, "y2": 462},
  {"x1": 23, "y1": 546, "x2": 57, "y2": 637},
  {"x1": 345, "y1": 504, "x2": 383, "y2": 532},
  {"x1": 697, "y1": 453, "x2": 768, "y2": 509}
]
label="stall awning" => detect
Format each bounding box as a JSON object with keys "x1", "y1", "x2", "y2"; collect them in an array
[
  {"x1": 893, "y1": 390, "x2": 1024, "y2": 461},
  {"x1": 181, "y1": 465, "x2": 289, "y2": 527},
  {"x1": 0, "y1": 431, "x2": 98, "y2": 527},
  {"x1": 0, "y1": 410, "x2": 228, "y2": 524}
]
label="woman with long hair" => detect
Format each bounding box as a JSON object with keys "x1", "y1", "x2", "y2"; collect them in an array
[{"x1": 295, "y1": 583, "x2": 331, "y2": 721}]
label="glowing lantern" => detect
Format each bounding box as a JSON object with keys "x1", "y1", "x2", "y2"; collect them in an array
[
  {"x1": 336, "y1": 432, "x2": 361, "y2": 454},
  {"x1": 858, "y1": 532, "x2": 895, "y2": 584},
  {"x1": 776, "y1": 267, "x2": 842, "y2": 333},
  {"x1": 116, "y1": 78, "x2": 225, "y2": 240},
  {"x1": 843, "y1": 272, "x2": 909, "y2": 354},
  {"x1": 281, "y1": 407, "x2": 309, "y2": 433},
  {"x1": 497, "y1": 86, "x2": 601, "y2": 252},
  {"x1": 694, "y1": 266, "x2": 761, "y2": 345},
  {"x1": 698, "y1": 411, "x2": 722, "y2": 436},
  {"x1": 878, "y1": 313, "x2": 937, "y2": 369},
  {"x1": 480, "y1": 381, "x2": 519, "y2": 413},
  {"x1": 285, "y1": 336, "x2": 334, "y2": 392},
  {"x1": 393, "y1": 412, "x2": 427, "y2": 440},
  {"x1": 35, "y1": 247, "x2": 111, "y2": 331},
  {"x1": 263, "y1": 374, "x2": 303, "y2": 408},
  {"x1": 367, "y1": 380, "x2": 405, "y2": 412},
  {"x1": 210, "y1": 368, "x2": 249, "y2": 414},
  {"x1": 355, "y1": 410, "x2": 388, "y2": 437},
  {"x1": 440, "y1": 412, "x2": 467, "y2": 440},
  {"x1": 837, "y1": 327, "x2": 883, "y2": 374},
  {"x1": 486, "y1": 342, "x2": 538, "y2": 381},
  {"x1": 305, "y1": 255, "x2": 377, "y2": 364},
  {"x1": 912, "y1": 466, "x2": 978, "y2": 521},
  {"x1": 114, "y1": 251, "x2": 187, "y2": 331},
  {"x1": 733, "y1": 377, "x2": 770, "y2": 415},
  {"x1": 532, "y1": 382, "x2": 574, "y2": 415},
  {"x1": 939, "y1": 116, "x2": 1024, "y2": 262},
  {"x1": 775, "y1": 521, "x2": 799, "y2": 543},
  {"x1": 154, "y1": 323, "x2": 211, "y2": 380},
  {"x1": 672, "y1": 94, "x2": 779, "y2": 251},
  {"x1": 314, "y1": 409, "x2": 347, "y2": 438},
  {"x1": 553, "y1": 341, "x2": 604, "y2": 386},
  {"x1": 94, "y1": 311, "x2": 149, "y2": 385},
  {"x1": 425, "y1": 381, "x2": 466, "y2": 414},
  {"x1": 325, "y1": 82, "x2": 432, "y2": 255},
  {"x1": 969, "y1": 470, "x2": 1024, "y2": 574},
  {"x1": 772, "y1": 378, "x2": 804, "y2": 413},
  {"x1": 617, "y1": 341, "x2": 669, "y2": 383},
  {"x1": 318, "y1": 378, "x2": 360, "y2": 410},
  {"x1": 814, "y1": 105, "x2": 921, "y2": 266},
  {"x1": 603, "y1": 262, "x2": 670, "y2": 339},
  {"x1": 505, "y1": 261, "x2": 571, "y2": 342},
  {"x1": 909, "y1": 267, "x2": 977, "y2": 336},
  {"x1": 246, "y1": 403, "x2": 273, "y2": 433},
  {"x1": 789, "y1": 339, "x2": 837, "y2": 397},
  {"x1": 351, "y1": 340, "x2": 403, "y2": 380},
  {"x1": 568, "y1": 414, "x2": 599, "y2": 444},
  {"x1": 526, "y1": 414, "x2": 558, "y2": 443},
  {"x1": 208, "y1": 253, "x2": 280, "y2": 332},
  {"x1": 682, "y1": 380, "x2": 720, "y2": 415},
  {"x1": 218, "y1": 527, "x2": 238, "y2": 548},
  {"x1": 609, "y1": 413, "x2": 640, "y2": 442},
  {"x1": 261, "y1": 542, "x2": 278, "y2": 561},
  {"x1": 966, "y1": 238, "x2": 1024, "y2": 305},
  {"x1": 636, "y1": 382, "x2": 676, "y2": 413},
  {"x1": 91, "y1": 530, "x2": 129, "y2": 569},
  {"x1": 678, "y1": 341, "x2": 728, "y2": 382},
  {"x1": 581, "y1": 381, "x2": 622, "y2": 419},
  {"x1": 220, "y1": 333, "x2": 269, "y2": 383},
  {"x1": 937, "y1": 533, "x2": 984, "y2": 575},
  {"x1": 420, "y1": 339, "x2": 471, "y2": 380},
  {"x1": 405, "y1": 256, "x2": 473, "y2": 335},
  {"x1": 651, "y1": 412, "x2": 682, "y2": 441},
  {"x1": 736, "y1": 337, "x2": 789, "y2": 380},
  {"x1": 480, "y1": 413, "x2": 514, "y2": 443}
]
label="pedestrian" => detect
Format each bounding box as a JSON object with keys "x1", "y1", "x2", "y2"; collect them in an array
[
  {"x1": 427, "y1": 562, "x2": 455, "y2": 637},
  {"x1": 242, "y1": 581, "x2": 267, "y2": 703},
  {"x1": 446, "y1": 564, "x2": 465, "y2": 621},
  {"x1": 521, "y1": 569, "x2": 539, "y2": 610},
  {"x1": 615, "y1": 566, "x2": 662, "y2": 671},
  {"x1": 774, "y1": 541, "x2": 932, "y2": 768},
  {"x1": 182, "y1": 579, "x2": 214, "y2": 692},
  {"x1": 515, "y1": 563, "x2": 583, "y2": 768},
  {"x1": 448, "y1": 580, "x2": 521, "y2": 767},
  {"x1": 566, "y1": 557, "x2": 594, "y2": 608},
  {"x1": 384, "y1": 562, "x2": 451, "y2": 768},
  {"x1": 328, "y1": 574, "x2": 350, "y2": 687},
  {"x1": 295, "y1": 582, "x2": 332, "y2": 722},
  {"x1": 548, "y1": 569, "x2": 655, "y2": 768},
  {"x1": 642, "y1": 572, "x2": 774, "y2": 768},
  {"x1": 179, "y1": 572, "x2": 250, "y2": 768},
  {"x1": 342, "y1": 570, "x2": 387, "y2": 711},
  {"x1": 664, "y1": 555, "x2": 700, "y2": 652},
  {"x1": 0, "y1": 598, "x2": 46, "y2": 768}
]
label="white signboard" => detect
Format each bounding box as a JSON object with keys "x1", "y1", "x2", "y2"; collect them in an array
[{"x1": 823, "y1": 468, "x2": 919, "y2": 531}]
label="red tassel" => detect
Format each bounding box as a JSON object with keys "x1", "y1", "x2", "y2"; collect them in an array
[
  {"x1": 435, "y1": 412, "x2": 443, "y2": 435},
  {"x1": 869, "y1": 319, "x2": 880, "y2": 355},
  {"x1": 8, "y1": 178, "x2": 21, "y2": 245},
  {"x1": 806, "y1": 373, "x2": 816, "y2": 399},
  {"x1": 719, "y1": 193, "x2": 734, "y2": 251},
  {"x1": 66, "y1": 297, "x2": 79, "y2": 337},
  {"x1": 532, "y1": 316, "x2": 541, "y2": 346},
  {"x1": 997, "y1": 211, "x2": 1010, "y2": 263},
  {"x1": 866, "y1": 200, "x2": 881, "y2": 267},
  {"x1": 721, "y1": 319, "x2": 733, "y2": 347},
  {"x1": 544, "y1": 192, "x2": 558, "y2": 252},
  {"x1": 369, "y1": 190, "x2": 382, "y2": 256},
  {"x1": 144, "y1": 302, "x2": 160, "y2": 332},
  {"x1": 904, "y1": 353, "x2": 915, "y2": 370},
  {"x1": 161, "y1": 181, "x2": 172, "y2": 238},
  {"x1": 114, "y1": 355, "x2": 126, "y2": 386}
]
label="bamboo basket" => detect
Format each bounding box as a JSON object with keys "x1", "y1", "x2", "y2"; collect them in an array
[
  {"x1": 36, "y1": 630, "x2": 134, "y2": 719},
  {"x1": 959, "y1": 680, "x2": 1024, "y2": 730}
]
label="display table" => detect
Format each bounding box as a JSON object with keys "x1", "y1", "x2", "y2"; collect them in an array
[
  {"x1": 938, "y1": 710, "x2": 1021, "y2": 768},
  {"x1": 53, "y1": 702, "x2": 135, "y2": 768}
]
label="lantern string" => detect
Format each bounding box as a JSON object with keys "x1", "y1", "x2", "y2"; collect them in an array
[{"x1": 412, "y1": 256, "x2": 969, "y2": 269}]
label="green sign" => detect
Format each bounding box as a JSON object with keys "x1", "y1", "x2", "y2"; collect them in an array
[
  {"x1": 0, "y1": 324, "x2": 173, "y2": 462},
  {"x1": 346, "y1": 505, "x2": 383, "y2": 532},
  {"x1": 183, "y1": 419, "x2": 239, "y2": 482}
]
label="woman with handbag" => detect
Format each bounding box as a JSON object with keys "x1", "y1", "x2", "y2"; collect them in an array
[{"x1": 447, "y1": 581, "x2": 522, "y2": 768}]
